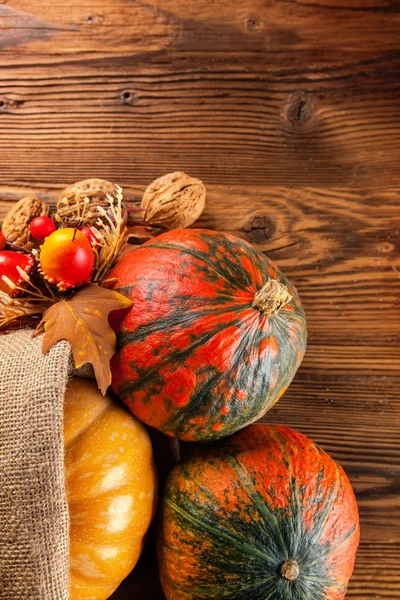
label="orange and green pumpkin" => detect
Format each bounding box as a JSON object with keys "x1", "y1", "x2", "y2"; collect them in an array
[
  {"x1": 110, "y1": 229, "x2": 307, "y2": 441},
  {"x1": 158, "y1": 424, "x2": 360, "y2": 600}
]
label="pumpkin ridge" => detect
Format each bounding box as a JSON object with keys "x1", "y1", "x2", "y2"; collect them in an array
[
  {"x1": 161, "y1": 316, "x2": 293, "y2": 438},
  {"x1": 116, "y1": 302, "x2": 250, "y2": 351},
  {"x1": 228, "y1": 317, "x2": 268, "y2": 392},
  {"x1": 163, "y1": 373, "x2": 238, "y2": 437},
  {"x1": 229, "y1": 309, "x2": 263, "y2": 363},
  {"x1": 117, "y1": 314, "x2": 241, "y2": 395},
  {"x1": 69, "y1": 566, "x2": 116, "y2": 593},
  {"x1": 240, "y1": 427, "x2": 335, "y2": 596},
  {"x1": 267, "y1": 427, "x2": 304, "y2": 552},
  {"x1": 302, "y1": 458, "x2": 342, "y2": 554},
  {"x1": 163, "y1": 344, "x2": 272, "y2": 437},
  {"x1": 118, "y1": 307, "x2": 281, "y2": 439},
  {"x1": 273, "y1": 311, "x2": 306, "y2": 350},
  {"x1": 230, "y1": 427, "x2": 320, "y2": 580},
  {"x1": 232, "y1": 311, "x2": 280, "y2": 390},
  {"x1": 169, "y1": 575, "x2": 278, "y2": 599},
  {"x1": 65, "y1": 404, "x2": 111, "y2": 450},
  {"x1": 177, "y1": 463, "x2": 276, "y2": 559},
  {"x1": 274, "y1": 432, "x2": 344, "y2": 595},
  {"x1": 161, "y1": 537, "x2": 267, "y2": 577},
  {"x1": 262, "y1": 586, "x2": 281, "y2": 600},
  {"x1": 331, "y1": 522, "x2": 358, "y2": 554},
  {"x1": 65, "y1": 379, "x2": 157, "y2": 599},
  {"x1": 165, "y1": 498, "x2": 273, "y2": 563},
  {"x1": 67, "y1": 481, "x2": 143, "y2": 504},
  {"x1": 269, "y1": 428, "x2": 334, "y2": 568},
  {"x1": 226, "y1": 455, "x2": 289, "y2": 559},
  {"x1": 141, "y1": 240, "x2": 253, "y2": 292},
  {"x1": 142, "y1": 229, "x2": 262, "y2": 288},
  {"x1": 304, "y1": 523, "x2": 358, "y2": 571}
]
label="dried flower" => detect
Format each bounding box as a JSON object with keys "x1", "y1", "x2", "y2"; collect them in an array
[
  {"x1": 141, "y1": 172, "x2": 206, "y2": 230},
  {"x1": 2, "y1": 197, "x2": 51, "y2": 250},
  {"x1": 56, "y1": 178, "x2": 118, "y2": 227},
  {"x1": 0, "y1": 268, "x2": 58, "y2": 330},
  {"x1": 91, "y1": 186, "x2": 129, "y2": 282}
]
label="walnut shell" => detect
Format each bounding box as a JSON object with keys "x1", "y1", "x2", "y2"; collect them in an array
[
  {"x1": 2, "y1": 196, "x2": 50, "y2": 250},
  {"x1": 141, "y1": 172, "x2": 206, "y2": 230},
  {"x1": 56, "y1": 178, "x2": 117, "y2": 226}
]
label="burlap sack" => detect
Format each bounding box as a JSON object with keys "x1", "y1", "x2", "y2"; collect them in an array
[
  {"x1": 0, "y1": 329, "x2": 71, "y2": 599},
  {"x1": 0, "y1": 330, "x2": 147, "y2": 600}
]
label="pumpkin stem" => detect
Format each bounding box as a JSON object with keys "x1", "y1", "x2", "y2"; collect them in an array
[
  {"x1": 252, "y1": 278, "x2": 292, "y2": 316},
  {"x1": 281, "y1": 560, "x2": 300, "y2": 581}
]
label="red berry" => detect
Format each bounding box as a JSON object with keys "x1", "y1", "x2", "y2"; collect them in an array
[
  {"x1": 29, "y1": 216, "x2": 56, "y2": 241},
  {"x1": 0, "y1": 232, "x2": 6, "y2": 251},
  {"x1": 39, "y1": 228, "x2": 95, "y2": 291},
  {"x1": 0, "y1": 251, "x2": 35, "y2": 295},
  {"x1": 80, "y1": 225, "x2": 100, "y2": 246}
]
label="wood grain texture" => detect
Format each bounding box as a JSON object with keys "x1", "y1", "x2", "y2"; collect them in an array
[{"x1": 0, "y1": 1, "x2": 399, "y2": 598}]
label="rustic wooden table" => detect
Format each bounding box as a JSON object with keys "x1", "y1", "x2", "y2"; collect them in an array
[{"x1": 0, "y1": 1, "x2": 399, "y2": 598}]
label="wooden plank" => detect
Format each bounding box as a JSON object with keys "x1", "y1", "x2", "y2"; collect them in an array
[
  {"x1": 346, "y1": 543, "x2": 400, "y2": 598},
  {"x1": 0, "y1": 0, "x2": 400, "y2": 64},
  {"x1": 0, "y1": 2, "x2": 399, "y2": 188},
  {"x1": 0, "y1": 67, "x2": 399, "y2": 188}
]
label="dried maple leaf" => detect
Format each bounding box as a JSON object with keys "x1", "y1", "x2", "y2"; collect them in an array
[{"x1": 38, "y1": 284, "x2": 132, "y2": 394}]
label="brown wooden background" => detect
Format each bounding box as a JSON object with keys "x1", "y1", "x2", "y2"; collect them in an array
[{"x1": 0, "y1": 1, "x2": 399, "y2": 598}]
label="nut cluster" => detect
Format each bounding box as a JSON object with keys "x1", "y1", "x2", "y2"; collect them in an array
[{"x1": 2, "y1": 197, "x2": 50, "y2": 250}]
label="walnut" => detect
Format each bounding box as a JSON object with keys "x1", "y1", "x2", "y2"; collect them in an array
[
  {"x1": 2, "y1": 196, "x2": 50, "y2": 249},
  {"x1": 141, "y1": 172, "x2": 206, "y2": 230},
  {"x1": 56, "y1": 178, "x2": 117, "y2": 226}
]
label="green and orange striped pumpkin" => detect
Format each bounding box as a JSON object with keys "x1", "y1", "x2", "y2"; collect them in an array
[
  {"x1": 158, "y1": 424, "x2": 360, "y2": 600},
  {"x1": 110, "y1": 229, "x2": 307, "y2": 441}
]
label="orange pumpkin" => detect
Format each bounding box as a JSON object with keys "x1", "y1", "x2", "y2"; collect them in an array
[
  {"x1": 64, "y1": 378, "x2": 157, "y2": 600},
  {"x1": 158, "y1": 424, "x2": 359, "y2": 600}
]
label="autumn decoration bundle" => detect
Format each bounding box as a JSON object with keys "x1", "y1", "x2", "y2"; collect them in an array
[
  {"x1": 0, "y1": 172, "x2": 360, "y2": 600},
  {"x1": 0, "y1": 173, "x2": 205, "y2": 392}
]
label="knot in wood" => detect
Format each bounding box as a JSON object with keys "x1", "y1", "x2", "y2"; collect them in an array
[
  {"x1": 121, "y1": 91, "x2": 136, "y2": 105},
  {"x1": 284, "y1": 92, "x2": 316, "y2": 131},
  {"x1": 0, "y1": 97, "x2": 24, "y2": 113},
  {"x1": 242, "y1": 214, "x2": 274, "y2": 243},
  {"x1": 86, "y1": 13, "x2": 104, "y2": 24},
  {"x1": 245, "y1": 16, "x2": 263, "y2": 31}
]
